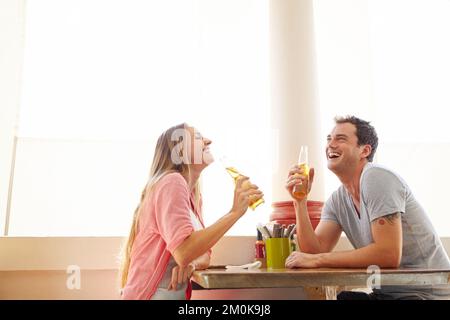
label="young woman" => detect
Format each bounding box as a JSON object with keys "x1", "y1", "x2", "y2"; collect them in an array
[{"x1": 120, "y1": 123, "x2": 263, "y2": 300}]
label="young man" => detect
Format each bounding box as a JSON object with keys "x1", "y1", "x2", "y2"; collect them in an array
[{"x1": 285, "y1": 116, "x2": 450, "y2": 300}]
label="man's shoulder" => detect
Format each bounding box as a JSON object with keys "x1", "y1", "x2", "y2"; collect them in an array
[
  {"x1": 327, "y1": 185, "x2": 347, "y2": 205},
  {"x1": 360, "y1": 163, "x2": 410, "y2": 201},
  {"x1": 361, "y1": 163, "x2": 404, "y2": 184}
]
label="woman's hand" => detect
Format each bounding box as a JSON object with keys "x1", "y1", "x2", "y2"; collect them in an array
[
  {"x1": 230, "y1": 176, "x2": 263, "y2": 218},
  {"x1": 285, "y1": 165, "x2": 315, "y2": 202},
  {"x1": 167, "y1": 263, "x2": 195, "y2": 291},
  {"x1": 285, "y1": 251, "x2": 321, "y2": 269}
]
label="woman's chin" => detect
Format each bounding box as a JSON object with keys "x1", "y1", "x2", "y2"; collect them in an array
[{"x1": 203, "y1": 153, "x2": 214, "y2": 165}]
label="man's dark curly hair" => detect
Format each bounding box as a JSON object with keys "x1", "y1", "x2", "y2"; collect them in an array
[{"x1": 334, "y1": 115, "x2": 378, "y2": 162}]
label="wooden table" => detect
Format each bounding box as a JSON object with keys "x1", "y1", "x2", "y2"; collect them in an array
[{"x1": 192, "y1": 267, "x2": 450, "y2": 300}]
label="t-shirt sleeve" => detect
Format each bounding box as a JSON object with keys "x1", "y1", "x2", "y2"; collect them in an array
[
  {"x1": 362, "y1": 168, "x2": 406, "y2": 222},
  {"x1": 321, "y1": 195, "x2": 340, "y2": 224},
  {"x1": 154, "y1": 175, "x2": 194, "y2": 254}
]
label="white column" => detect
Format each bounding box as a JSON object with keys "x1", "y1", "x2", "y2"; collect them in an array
[
  {"x1": 270, "y1": 0, "x2": 325, "y2": 202},
  {"x1": 0, "y1": 0, "x2": 26, "y2": 234}
]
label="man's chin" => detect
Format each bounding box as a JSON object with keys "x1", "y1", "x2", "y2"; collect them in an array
[{"x1": 327, "y1": 161, "x2": 339, "y2": 172}]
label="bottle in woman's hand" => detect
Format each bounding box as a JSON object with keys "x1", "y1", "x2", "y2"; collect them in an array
[
  {"x1": 226, "y1": 167, "x2": 265, "y2": 209},
  {"x1": 231, "y1": 176, "x2": 264, "y2": 217}
]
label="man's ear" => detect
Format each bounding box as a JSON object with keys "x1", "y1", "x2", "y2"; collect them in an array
[{"x1": 361, "y1": 144, "x2": 372, "y2": 160}]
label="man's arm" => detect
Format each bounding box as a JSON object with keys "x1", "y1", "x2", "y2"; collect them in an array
[
  {"x1": 287, "y1": 167, "x2": 342, "y2": 254},
  {"x1": 286, "y1": 213, "x2": 402, "y2": 269},
  {"x1": 315, "y1": 220, "x2": 343, "y2": 253},
  {"x1": 295, "y1": 199, "x2": 342, "y2": 253}
]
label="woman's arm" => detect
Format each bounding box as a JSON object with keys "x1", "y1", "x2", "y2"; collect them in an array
[
  {"x1": 173, "y1": 210, "x2": 239, "y2": 267},
  {"x1": 172, "y1": 176, "x2": 263, "y2": 267},
  {"x1": 167, "y1": 253, "x2": 210, "y2": 291},
  {"x1": 193, "y1": 252, "x2": 210, "y2": 270}
]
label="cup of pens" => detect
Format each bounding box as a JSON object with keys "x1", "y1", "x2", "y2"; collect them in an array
[{"x1": 258, "y1": 223, "x2": 296, "y2": 269}]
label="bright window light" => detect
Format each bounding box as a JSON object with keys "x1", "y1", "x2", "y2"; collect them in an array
[
  {"x1": 315, "y1": 0, "x2": 450, "y2": 236},
  {"x1": 11, "y1": 0, "x2": 270, "y2": 236}
]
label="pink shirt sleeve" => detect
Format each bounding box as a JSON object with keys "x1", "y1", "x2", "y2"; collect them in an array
[{"x1": 154, "y1": 174, "x2": 194, "y2": 254}]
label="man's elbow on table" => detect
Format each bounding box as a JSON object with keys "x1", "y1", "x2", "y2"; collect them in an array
[
  {"x1": 355, "y1": 240, "x2": 402, "y2": 269},
  {"x1": 377, "y1": 246, "x2": 402, "y2": 268}
]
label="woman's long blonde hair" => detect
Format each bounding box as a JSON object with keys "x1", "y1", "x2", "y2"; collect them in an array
[{"x1": 119, "y1": 123, "x2": 200, "y2": 289}]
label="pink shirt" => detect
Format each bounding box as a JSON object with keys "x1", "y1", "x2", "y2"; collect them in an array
[{"x1": 121, "y1": 172, "x2": 209, "y2": 300}]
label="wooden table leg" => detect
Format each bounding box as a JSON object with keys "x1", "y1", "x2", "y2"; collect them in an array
[
  {"x1": 303, "y1": 287, "x2": 327, "y2": 300},
  {"x1": 303, "y1": 286, "x2": 340, "y2": 300},
  {"x1": 324, "y1": 286, "x2": 339, "y2": 300}
]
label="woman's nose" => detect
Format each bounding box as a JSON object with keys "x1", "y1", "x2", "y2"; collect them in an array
[{"x1": 204, "y1": 138, "x2": 212, "y2": 145}]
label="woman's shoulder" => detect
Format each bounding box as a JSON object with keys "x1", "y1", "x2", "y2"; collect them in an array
[{"x1": 155, "y1": 171, "x2": 189, "y2": 192}]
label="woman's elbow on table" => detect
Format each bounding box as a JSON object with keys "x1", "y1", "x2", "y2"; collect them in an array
[
  {"x1": 172, "y1": 236, "x2": 208, "y2": 268},
  {"x1": 172, "y1": 248, "x2": 210, "y2": 269},
  {"x1": 172, "y1": 245, "x2": 194, "y2": 268},
  {"x1": 193, "y1": 253, "x2": 211, "y2": 270}
]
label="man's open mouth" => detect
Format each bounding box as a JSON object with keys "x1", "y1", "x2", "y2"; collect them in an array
[{"x1": 327, "y1": 151, "x2": 341, "y2": 160}]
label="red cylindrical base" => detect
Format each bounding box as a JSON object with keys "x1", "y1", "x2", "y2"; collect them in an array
[{"x1": 270, "y1": 200, "x2": 323, "y2": 230}]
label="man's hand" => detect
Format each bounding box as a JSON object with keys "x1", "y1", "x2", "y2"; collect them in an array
[
  {"x1": 285, "y1": 251, "x2": 321, "y2": 269},
  {"x1": 167, "y1": 263, "x2": 195, "y2": 291},
  {"x1": 286, "y1": 165, "x2": 315, "y2": 202}
]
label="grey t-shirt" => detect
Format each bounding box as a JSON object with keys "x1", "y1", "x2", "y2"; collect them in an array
[{"x1": 322, "y1": 163, "x2": 450, "y2": 299}]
